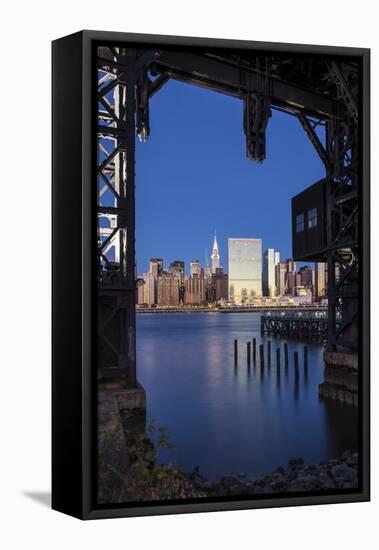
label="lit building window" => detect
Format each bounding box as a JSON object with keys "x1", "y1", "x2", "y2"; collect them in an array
[
  {"x1": 308, "y1": 208, "x2": 317, "y2": 229},
  {"x1": 296, "y1": 213, "x2": 304, "y2": 233}
]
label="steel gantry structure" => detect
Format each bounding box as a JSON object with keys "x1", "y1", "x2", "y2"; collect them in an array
[{"x1": 96, "y1": 45, "x2": 359, "y2": 387}]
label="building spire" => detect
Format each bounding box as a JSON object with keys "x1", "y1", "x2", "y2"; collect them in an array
[{"x1": 211, "y1": 231, "x2": 220, "y2": 274}]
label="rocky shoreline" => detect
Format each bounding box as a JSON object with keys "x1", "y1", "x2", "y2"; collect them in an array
[{"x1": 191, "y1": 451, "x2": 358, "y2": 497}]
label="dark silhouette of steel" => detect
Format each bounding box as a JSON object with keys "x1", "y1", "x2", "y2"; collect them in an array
[{"x1": 96, "y1": 46, "x2": 359, "y2": 385}]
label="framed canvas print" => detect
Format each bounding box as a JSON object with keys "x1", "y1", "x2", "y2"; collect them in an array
[{"x1": 52, "y1": 30, "x2": 370, "y2": 519}]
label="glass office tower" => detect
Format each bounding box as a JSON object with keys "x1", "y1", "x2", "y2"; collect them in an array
[{"x1": 228, "y1": 238, "x2": 262, "y2": 303}]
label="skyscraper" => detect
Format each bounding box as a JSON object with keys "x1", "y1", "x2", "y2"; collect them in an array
[
  {"x1": 300, "y1": 265, "x2": 314, "y2": 290},
  {"x1": 212, "y1": 267, "x2": 228, "y2": 302},
  {"x1": 228, "y1": 238, "x2": 262, "y2": 303},
  {"x1": 149, "y1": 258, "x2": 163, "y2": 305},
  {"x1": 190, "y1": 260, "x2": 201, "y2": 277},
  {"x1": 141, "y1": 271, "x2": 156, "y2": 306},
  {"x1": 211, "y1": 233, "x2": 220, "y2": 274},
  {"x1": 157, "y1": 272, "x2": 180, "y2": 306},
  {"x1": 275, "y1": 261, "x2": 288, "y2": 296},
  {"x1": 315, "y1": 262, "x2": 327, "y2": 300},
  {"x1": 184, "y1": 273, "x2": 206, "y2": 305},
  {"x1": 286, "y1": 258, "x2": 297, "y2": 273},
  {"x1": 204, "y1": 252, "x2": 212, "y2": 281},
  {"x1": 149, "y1": 258, "x2": 163, "y2": 279},
  {"x1": 169, "y1": 261, "x2": 185, "y2": 286},
  {"x1": 169, "y1": 260, "x2": 185, "y2": 303},
  {"x1": 263, "y1": 248, "x2": 280, "y2": 297}
]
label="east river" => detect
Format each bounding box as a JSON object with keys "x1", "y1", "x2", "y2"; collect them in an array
[{"x1": 136, "y1": 312, "x2": 358, "y2": 479}]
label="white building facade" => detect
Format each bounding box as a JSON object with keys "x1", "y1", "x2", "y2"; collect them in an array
[
  {"x1": 263, "y1": 248, "x2": 280, "y2": 297},
  {"x1": 228, "y1": 238, "x2": 262, "y2": 303}
]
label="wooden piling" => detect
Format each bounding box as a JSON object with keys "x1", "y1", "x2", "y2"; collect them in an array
[
  {"x1": 253, "y1": 338, "x2": 256, "y2": 362},
  {"x1": 294, "y1": 351, "x2": 299, "y2": 380},
  {"x1": 234, "y1": 339, "x2": 238, "y2": 364},
  {"x1": 276, "y1": 348, "x2": 281, "y2": 385},
  {"x1": 247, "y1": 341, "x2": 251, "y2": 366},
  {"x1": 267, "y1": 340, "x2": 271, "y2": 365},
  {"x1": 259, "y1": 344, "x2": 264, "y2": 369},
  {"x1": 303, "y1": 346, "x2": 309, "y2": 381}
]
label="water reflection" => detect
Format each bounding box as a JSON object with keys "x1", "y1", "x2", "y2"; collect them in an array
[{"x1": 137, "y1": 312, "x2": 358, "y2": 479}]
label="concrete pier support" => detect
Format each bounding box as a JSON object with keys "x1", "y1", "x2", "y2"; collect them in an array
[
  {"x1": 319, "y1": 351, "x2": 358, "y2": 406},
  {"x1": 97, "y1": 381, "x2": 147, "y2": 503}
]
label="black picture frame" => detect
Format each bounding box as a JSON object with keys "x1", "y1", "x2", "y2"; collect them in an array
[{"x1": 52, "y1": 30, "x2": 370, "y2": 520}]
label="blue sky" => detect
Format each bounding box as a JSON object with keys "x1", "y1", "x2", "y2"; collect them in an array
[{"x1": 136, "y1": 79, "x2": 325, "y2": 276}]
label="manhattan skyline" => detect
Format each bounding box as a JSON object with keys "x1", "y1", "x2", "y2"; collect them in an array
[{"x1": 135, "y1": 79, "x2": 324, "y2": 275}]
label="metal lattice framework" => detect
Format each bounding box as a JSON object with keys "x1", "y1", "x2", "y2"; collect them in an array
[{"x1": 96, "y1": 46, "x2": 359, "y2": 386}]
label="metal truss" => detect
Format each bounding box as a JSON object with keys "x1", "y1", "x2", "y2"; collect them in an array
[
  {"x1": 96, "y1": 47, "x2": 360, "y2": 385},
  {"x1": 243, "y1": 92, "x2": 271, "y2": 162},
  {"x1": 325, "y1": 111, "x2": 359, "y2": 352},
  {"x1": 97, "y1": 47, "x2": 149, "y2": 387},
  {"x1": 296, "y1": 85, "x2": 358, "y2": 352}
]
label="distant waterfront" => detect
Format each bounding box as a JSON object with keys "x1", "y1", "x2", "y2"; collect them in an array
[
  {"x1": 136, "y1": 311, "x2": 357, "y2": 480},
  {"x1": 136, "y1": 305, "x2": 327, "y2": 314}
]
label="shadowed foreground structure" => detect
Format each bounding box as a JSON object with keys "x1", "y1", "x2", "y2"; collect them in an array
[{"x1": 95, "y1": 42, "x2": 360, "y2": 503}]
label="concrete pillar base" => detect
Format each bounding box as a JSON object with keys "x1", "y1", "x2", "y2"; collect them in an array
[
  {"x1": 319, "y1": 351, "x2": 358, "y2": 406},
  {"x1": 98, "y1": 380, "x2": 147, "y2": 434},
  {"x1": 97, "y1": 381, "x2": 147, "y2": 503}
]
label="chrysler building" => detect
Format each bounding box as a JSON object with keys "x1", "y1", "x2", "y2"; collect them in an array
[{"x1": 211, "y1": 233, "x2": 220, "y2": 274}]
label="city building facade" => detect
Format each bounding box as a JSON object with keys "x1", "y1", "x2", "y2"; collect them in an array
[
  {"x1": 157, "y1": 272, "x2": 180, "y2": 306},
  {"x1": 263, "y1": 248, "x2": 280, "y2": 296},
  {"x1": 190, "y1": 260, "x2": 201, "y2": 277},
  {"x1": 139, "y1": 271, "x2": 156, "y2": 306},
  {"x1": 169, "y1": 260, "x2": 185, "y2": 303},
  {"x1": 211, "y1": 267, "x2": 228, "y2": 303},
  {"x1": 275, "y1": 261, "x2": 288, "y2": 296},
  {"x1": 184, "y1": 273, "x2": 207, "y2": 305},
  {"x1": 315, "y1": 262, "x2": 327, "y2": 300},
  {"x1": 228, "y1": 238, "x2": 262, "y2": 303},
  {"x1": 211, "y1": 233, "x2": 220, "y2": 274}
]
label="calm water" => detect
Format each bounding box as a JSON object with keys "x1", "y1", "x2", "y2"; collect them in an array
[{"x1": 137, "y1": 312, "x2": 358, "y2": 479}]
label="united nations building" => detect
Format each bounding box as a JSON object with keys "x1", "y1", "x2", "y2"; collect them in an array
[{"x1": 227, "y1": 238, "x2": 262, "y2": 304}]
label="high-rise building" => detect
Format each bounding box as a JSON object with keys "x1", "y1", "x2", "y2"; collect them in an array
[
  {"x1": 228, "y1": 238, "x2": 262, "y2": 303},
  {"x1": 287, "y1": 258, "x2": 297, "y2": 273},
  {"x1": 137, "y1": 280, "x2": 145, "y2": 305},
  {"x1": 275, "y1": 261, "x2": 288, "y2": 296},
  {"x1": 211, "y1": 233, "x2": 220, "y2": 274},
  {"x1": 204, "y1": 252, "x2": 212, "y2": 281},
  {"x1": 140, "y1": 271, "x2": 156, "y2": 306},
  {"x1": 263, "y1": 248, "x2": 280, "y2": 297},
  {"x1": 212, "y1": 267, "x2": 228, "y2": 302},
  {"x1": 149, "y1": 258, "x2": 163, "y2": 279},
  {"x1": 315, "y1": 262, "x2": 327, "y2": 300},
  {"x1": 300, "y1": 265, "x2": 314, "y2": 290},
  {"x1": 148, "y1": 258, "x2": 163, "y2": 305},
  {"x1": 169, "y1": 260, "x2": 185, "y2": 303},
  {"x1": 184, "y1": 273, "x2": 206, "y2": 305},
  {"x1": 190, "y1": 260, "x2": 201, "y2": 277},
  {"x1": 169, "y1": 260, "x2": 184, "y2": 282},
  {"x1": 287, "y1": 271, "x2": 302, "y2": 295},
  {"x1": 157, "y1": 272, "x2": 179, "y2": 306}
]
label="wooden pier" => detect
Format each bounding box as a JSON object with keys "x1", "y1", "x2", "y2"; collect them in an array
[{"x1": 260, "y1": 310, "x2": 327, "y2": 342}]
